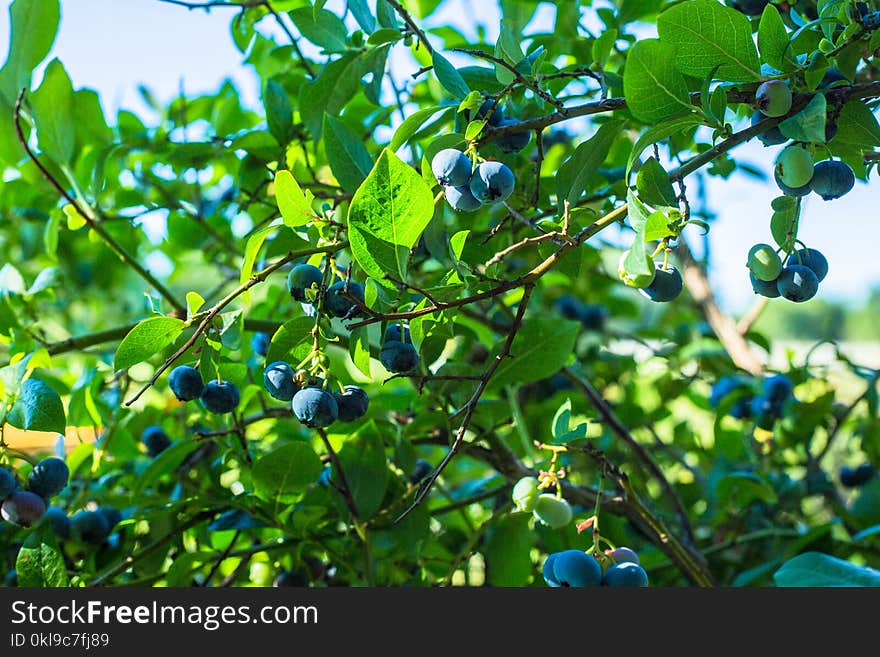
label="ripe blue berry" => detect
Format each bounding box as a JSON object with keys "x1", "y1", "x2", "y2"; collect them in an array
[
  {"x1": 325, "y1": 281, "x2": 365, "y2": 318},
  {"x1": 603, "y1": 562, "x2": 649, "y2": 587},
  {"x1": 785, "y1": 248, "x2": 828, "y2": 282},
  {"x1": 476, "y1": 99, "x2": 505, "y2": 126},
  {"x1": 840, "y1": 464, "x2": 875, "y2": 488},
  {"x1": 750, "y1": 272, "x2": 781, "y2": 298},
  {"x1": 469, "y1": 161, "x2": 515, "y2": 204},
  {"x1": 774, "y1": 170, "x2": 812, "y2": 197},
  {"x1": 1, "y1": 491, "x2": 46, "y2": 527},
  {"x1": 431, "y1": 149, "x2": 472, "y2": 187},
  {"x1": 274, "y1": 571, "x2": 309, "y2": 587},
  {"x1": 710, "y1": 377, "x2": 744, "y2": 408},
  {"x1": 607, "y1": 546, "x2": 640, "y2": 566},
  {"x1": 410, "y1": 459, "x2": 433, "y2": 483},
  {"x1": 762, "y1": 374, "x2": 794, "y2": 403},
  {"x1": 168, "y1": 365, "x2": 204, "y2": 402},
  {"x1": 264, "y1": 361, "x2": 298, "y2": 401},
  {"x1": 27, "y1": 457, "x2": 69, "y2": 499},
  {"x1": 142, "y1": 425, "x2": 171, "y2": 457},
  {"x1": 251, "y1": 332, "x2": 270, "y2": 357},
  {"x1": 200, "y1": 380, "x2": 240, "y2": 414},
  {"x1": 543, "y1": 553, "x2": 562, "y2": 587},
  {"x1": 776, "y1": 265, "x2": 819, "y2": 302},
  {"x1": 380, "y1": 340, "x2": 420, "y2": 373},
  {"x1": 333, "y1": 385, "x2": 369, "y2": 423},
  {"x1": 751, "y1": 111, "x2": 787, "y2": 147},
  {"x1": 0, "y1": 467, "x2": 16, "y2": 500},
  {"x1": 495, "y1": 119, "x2": 531, "y2": 153},
  {"x1": 70, "y1": 510, "x2": 111, "y2": 544},
  {"x1": 552, "y1": 550, "x2": 603, "y2": 587},
  {"x1": 384, "y1": 323, "x2": 411, "y2": 344},
  {"x1": 292, "y1": 387, "x2": 339, "y2": 428},
  {"x1": 44, "y1": 506, "x2": 70, "y2": 540},
  {"x1": 99, "y1": 506, "x2": 122, "y2": 531},
  {"x1": 810, "y1": 160, "x2": 855, "y2": 200},
  {"x1": 287, "y1": 264, "x2": 324, "y2": 302},
  {"x1": 444, "y1": 184, "x2": 483, "y2": 212},
  {"x1": 640, "y1": 265, "x2": 683, "y2": 302}
]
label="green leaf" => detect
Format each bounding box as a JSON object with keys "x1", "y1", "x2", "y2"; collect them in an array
[
  {"x1": 657, "y1": 0, "x2": 762, "y2": 82},
  {"x1": 716, "y1": 472, "x2": 778, "y2": 507},
  {"x1": 774, "y1": 552, "x2": 880, "y2": 587},
  {"x1": 488, "y1": 317, "x2": 580, "y2": 389},
  {"x1": 770, "y1": 195, "x2": 799, "y2": 251},
  {"x1": 132, "y1": 440, "x2": 202, "y2": 497},
  {"x1": 16, "y1": 525, "x2": 69, "y2": 587},
  {"x1": 627, "y1": 114, "x2": 703, "y2": 177},
  {"x1": 336, "y1": 421, "x2": 389, "y2": 519},
  {"x1": 114, "y1": 317, "x2": 186, "y2": 371},
  {"x1": 274, "y1": 170, "x2": 315, "y2": 227},
  {"x1": 556, "y1": 119, "x2": 623, "y2": 209},
  {"x1": 623, "y1": 39, "x2": 692, "y2": 123},
  {"x1": 263, "y1": 78, "x2": 293, "y2": 146},
  {"x1": 239, "y1": 224, "x2": 278, "y2": 306},
  {"x1": 484, "y1": 514, "x2": 533, "y2": 586},
  {"x1": 623, "y1": 189, "x2": 655, "y2": 278},
  {"x1": 7, "y1": 378, "x2": 65, "y2": 434},
  {"x1": 266, "y1": 317, "x2": 315, "y2": 364},
  {"x1": 348, "y1": 0, "x2": 376, "y2": 34},
  {"x1": 29, "y1": 58, "x2": 75, "y2": 164},
  {"x1": 323, "y1": 114, "x2": 373, "y2": 193},
  {"x1": 431, "y1": 50, "x2": 470, "y2": 100},
  {"x1": 643, "y1": 210, "x2": 676, "y2": 242},
  {"x1": 289, "y1": 7, "x2": 349, "y2": 52},
  {"x1": 347, "y1": 149, "x2": 435, "y2": 287},
  {"x1": 389, "y1": 106, "x2": 452, "y2": 152},
  {"x1": 348, "y1": 326, "x2": 372, "y2": 377},
  {"x1": 0, "y1": 0, "x2": 60, "y2": 100},
  {"x1": 299, "y1": 52, "x2": 363, "y2": 139},
  {"x1": 779, "y1": 94, "x2": 827, "y2": 143},
  {"x1": 494, "y1": 20, "x2": 524, "y2": 85},
  {"x1": 758, "y1": 3, "x2": 792, "y2": 70},
  {"x1": 253, "y1": 442, "x2": 323, "y2": 506},
  {"x1": 636, "y1": 157, "x2": 678, "y2": 207},
  {"x1": 831, "y1": 100, "x2": 880, "y2": 149}
]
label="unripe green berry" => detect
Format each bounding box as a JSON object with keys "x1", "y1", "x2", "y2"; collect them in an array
[
  {"x1": 618, "y1": 250, "x2": 656, "y2": 289},
  {"x1": 747, "y1": 243, "x2": 783, "y2": 281},
  {"x1": 755, "y1": 80, "x2": 792, "y2": 118},
  {"x1": 532, "y1": 494, "x2": 573, "y2": 529},
  {"x1": 775, "y1": 146, "x2": 814, "y2": 189},
  {"x1": 512, "y1": 476, "x2": 539, "y2": 513}
]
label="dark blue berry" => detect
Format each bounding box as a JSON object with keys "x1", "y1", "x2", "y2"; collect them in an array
[
  {"x1": 292, "y1": 387, "x2": 339, "y2": 428},
  {"x1": 70, "y1": 510, "x2": 111, "y2": 544},
  {"x1": 552, "y1": 550, "x2": 603, "y2": 587},
  {"x1": 44, "y1": 506, "x2": 70, "y2": 539},
  {"x1": 640, "y1": 265, "x2": 683, "y2": 302},
  {"x1": 1, "y1": 491, "x2": 46, "y2": 527},
  {"x1": 785, "y1": 248, "x2": 828, "y2": 283},
  {"x1": 142, "y1": 425, "x2": 171, "y2": 457},
  {"x1": 251, "y1": 332, "x2": 270, "y2": 357},
  {"x1": 333, "y1": 385, "x2": 369, "y2": 423},
  {"x1": 431, "y1": 149, "x2": 472, "y2": 187},
  {"x1": 287, "y1": 264, "x2": 324, "y2": 302},
  {"x1": 27, "y1": 457, "x2": 69, "y2": 499},
  {"x1": 380, "y1": 340, "x2": 420, "y2": 373},
  {"x1": 776, "y1": 265, "x2": 819, "y2": 302},
  {"x1": 200, "y1": 381, "x2": 240, "y2": 414},
  {"x1": 325, "y1": 281, "x2": 365, "y2": 318},
  {"x1": 810, "y1": 160, "x2": 855, "y2": 200},
  {"x1": 264, "y1": 361, "x2": 298, "y2": 401},
  {"x1": 603, "y1": 562, "x2": 649, "y2": 587},
  {"x1": 168, "y1": 365, "x2": 204, "y2": 402},
  {"x1": 469, "y1": 161, "x2": 515, "y2": 204}
]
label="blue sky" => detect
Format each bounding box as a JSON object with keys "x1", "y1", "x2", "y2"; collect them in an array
[{"x1": 2, "y1": 0, "x2": 878, "y2": 312}]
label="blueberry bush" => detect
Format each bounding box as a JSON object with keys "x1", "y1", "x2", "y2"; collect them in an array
[{"x1": 1, "y1": 0, "x2": 880, "y2": 588}]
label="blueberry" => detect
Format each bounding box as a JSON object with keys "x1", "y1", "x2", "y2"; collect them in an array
[
  {"x1": 287, "y1": 264, "x2": 324, "y2": 302},
  {"x1": 819, "y1": 68, "x2": 850, "y2": 89},
  {"x1": 785, "y1": 248, "x2": 828, "y2": 283},
  {"x1": 555, "y1": 294, "x2": 583, "y2": 321},
  {"x1": 755, "y1": 80, "x2": 792, "y2": 118},
  {"x1": 774, "y1": 170, "x2": 812, "y2": 198},
  {"x1": 730, "y1": 396, "x2": 754, "y2": 419},
  {"x1": 602, "y1": 562, "x2": 649, "y2": 587},
  {"x1": 251, "y1": 332, "x2": 270, "y2": 357},
  {"x1": 469, "y1": 161, "x2": 515, "y2": 204},
  {"x1": 810, "y1": 160, "x2": 855, "y2": 200},
  {"x1": 1, "y1": 491, "x2": 46, "y2": 527},
  {"x1": 264, "y1": 361, "x2": 298, "y2": 401},
  {"x1": 70, "y1": 510, "x2": 111, "y2": 544},
  {"x1": 762, "y1": 374, "x2": 794, "y2": 403},
  {"x1": 141, "y1": 425, "x2": 172, "y2": 457},
  {"x1": 26, "y1": 457, "x2": 69, "y2": 499},
  {"x1": 431, "y1": 149, "x2": 472, "y2": 188},
  {"x1": 495, "y1": 119, "x2": 531, "y2": 153},
  {"x1": 776, "y1": 265, "x2": 819, "y2": 302},
  {"x1": 384, "y1": 323, "x2": 411, "y2": 344},
  {"x1": 476, "y1": 98, "x2": 505, "y2": 126},
  {"x1": 444, "y1": 184, "x2": 483, "y2": 212},
  {"x1": 333, "y1": 385, "x2": 369, "y2": 423},
  {"x1": 325, "y1": 281, "x2": 365, "y2": 318},
  {"x1": 409, "y1": 459, "x2": 433, "y2": 483},
  {"x1": 840, "y1": 464, "x2": 875, "y2": 488},
  {"x1": 512, "y1": 476, "x2": 539, "y2": 513},
  {"x1": 0, "y1": 468, "x2": 16, "y2": 500},
  {"x1": 750, "y1": 272, "x2": 781, "y2": 298},
  {"x1": 552, "y1": 550, "x2": 603, "y2": 587},
  {"x1": 747, "y1": 243, "x2": 783, "y2": 282},
  {"x1": 292, "y1": 387, "x2": 339, "y2": 428},
  {"x1": 99, "y1": 506, "x2": 122, "y2": 531},
  {"x1": 168, "y1": 365, "x2": 204, "y2": 402},
  {"x1": 317, "y1": 466, "x2": 333, "y2": 487},
  {"x1": 200, "y1": 380, "x2": 240, "y2": 414},
  {"x1": 380, "y1": 340, "x2": 420, "y2": 373},
  {"x1": 751, "y1": 111, "x2": 787, "y2": 147},
  {"x1": 44, "y1": 506, "x2": 70, "y2": 539},
  {"x1": 776, "y1": 146, "x2": 814, "y2": 189},
  {"x1": 532, "y1": 494, "x2": 572, "y2": 529},
  {"x1": 710, "y1": 376, "x2": 744, "y2": 408},
  {"x1": 543, "y1": 553, "x2": 562, "y2": 587},
  {"x1": 580, "y1": 304, "x2": 607, "y2": 331},
  {"x1": 273, "y1": 571, "x2": 309, "y2": 587},
  {"x1": 607, "y1": 546, "x2": 640, "y2": 565},
  {"x1": 640, "y1": 264, "x2": 683, "y2": 302},
  {"x1": 750, "y1": 395, "x2": 781, "y2": 429}
]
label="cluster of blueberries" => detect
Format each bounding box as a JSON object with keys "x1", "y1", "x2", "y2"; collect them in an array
[
  {"x1": 512, "y1": 476, "x2": 574, "y2": 529},
  {"x1": 618, "y1": 251, "x2": 684, "y2": 303},
  {"x1": 555, "y1": 295, "x2": 608, "y2": 331},
  {"x1": 543, "y1": 547, "x2": 649, "y2": 588},
  {"x1": 710, "y1": 373, "x2": 795, "y2": 430},
  {"x1": 286, "y1": 263, "x2": 365, "y2": 320},
  {"x1": 431, "y1": 147, "x2": 515, "y2": 213},
  {"x1": 0, "y1": 458, "x2": 68, "y2": 528},
  {"x1": 747, "y1": 245, "x2": 828, "y2": 303},
  {"x1": 379, "y1": 323, "x2": 420, "y2": 374},
  {"x1": 168, "y1": 365, "x2": 240, "y2": 414},
  {"x1": 469, "y1": 98, "x2": 532, "y2": 154}
]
